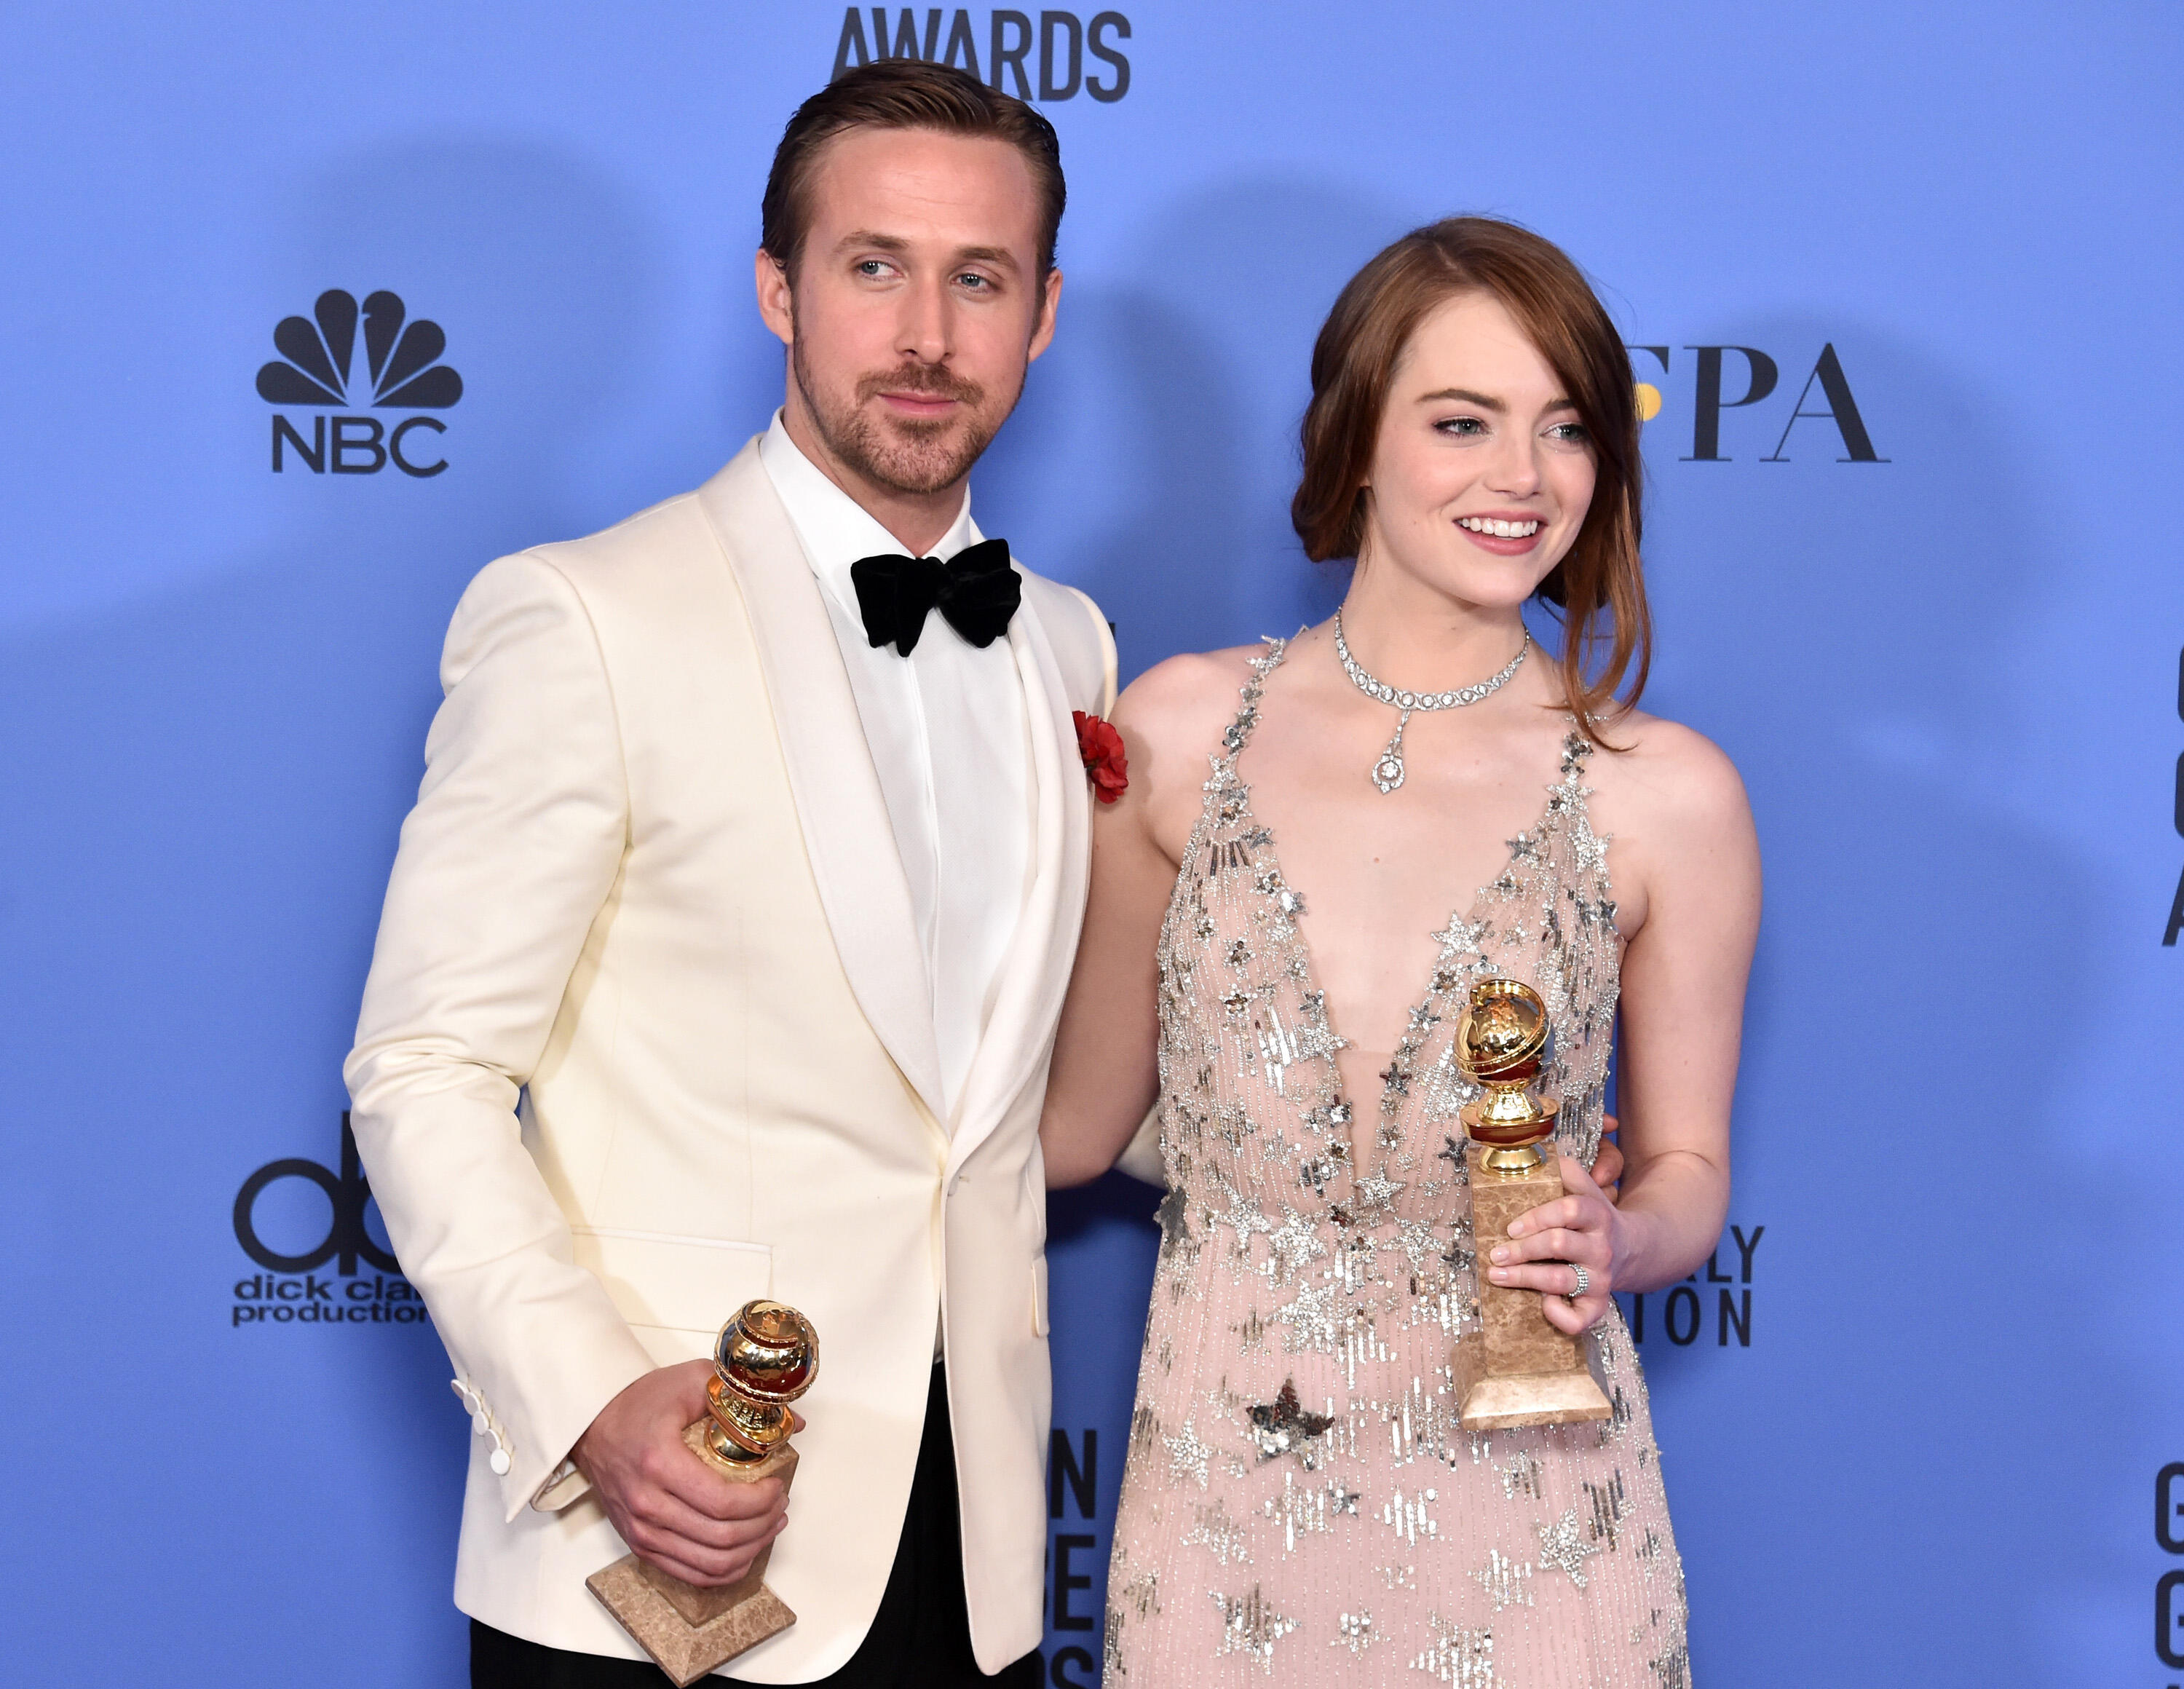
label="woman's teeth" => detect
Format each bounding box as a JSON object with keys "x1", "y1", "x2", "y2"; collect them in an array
[{"x1": 1459, "y1": 516, "x2": 1540, "y2": 538}]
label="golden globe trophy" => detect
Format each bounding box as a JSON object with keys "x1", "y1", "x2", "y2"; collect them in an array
[
  {"x1": 1452, "y1": 979, "x2": 1614, "y2": 1431},
  {"x1": 587, "y1": 1300, "x2": 819, "y2": 1687}
]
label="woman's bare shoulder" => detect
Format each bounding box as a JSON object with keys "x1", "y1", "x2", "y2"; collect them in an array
[
  {"x1": 1588, "y1": 707, "x2": 1753, "y2": 839},
  {"x1": 1115, "y1": 644, "x2": 1267, "y2": 752}
]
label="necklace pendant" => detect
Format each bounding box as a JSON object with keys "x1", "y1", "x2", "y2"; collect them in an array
[{"x1": 1371, "y1": 711, "x2": 1409, "y2": 794}]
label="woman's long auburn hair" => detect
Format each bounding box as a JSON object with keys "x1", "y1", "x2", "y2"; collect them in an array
[{"x1": 1291, "y1": 217, "x2": 1650, "y2": 746}]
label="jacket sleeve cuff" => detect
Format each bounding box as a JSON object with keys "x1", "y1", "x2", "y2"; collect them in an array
[
  {"x1": 496, "y1": 1333, "x2": 656, "y2": 1525},
  {"x1": 531, "y1": 1458, "x2": 593, "y2": 1513}
]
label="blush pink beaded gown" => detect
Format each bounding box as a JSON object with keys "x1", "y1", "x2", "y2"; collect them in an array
[{"x1": 1104, "y1": 641, "x2": 1690, "y2": 1687}]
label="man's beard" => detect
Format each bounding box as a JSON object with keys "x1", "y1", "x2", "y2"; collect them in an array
[{"x1": 791, "y1": 340, "x2": 1011, "y2": 498}]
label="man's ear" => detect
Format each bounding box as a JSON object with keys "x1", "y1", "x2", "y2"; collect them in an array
[
  {"x1": 1026, "y1": 266, "x2": 1064, "y2": 365},
  {"x1": 754, "y1": 249, "x2": 795, "y2": 348}
]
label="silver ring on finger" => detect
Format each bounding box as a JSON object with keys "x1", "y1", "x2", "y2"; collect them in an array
[{"x1": 1564, "y1": 1264, "x2": 1590, "y2": 1302}]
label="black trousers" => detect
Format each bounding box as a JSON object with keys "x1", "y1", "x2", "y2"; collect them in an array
[{"x1": 472, "y1": 1364, "x2": 1041, "y2": 1689}]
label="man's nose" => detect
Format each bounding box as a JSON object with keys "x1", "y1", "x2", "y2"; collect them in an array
[{"x1": 895, "y1": 273, "x2": 953, "y2": 365}]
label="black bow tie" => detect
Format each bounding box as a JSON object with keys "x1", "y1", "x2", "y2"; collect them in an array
[{"x1": 850, "y1": 537, "x2": 1021, "y2": 657}]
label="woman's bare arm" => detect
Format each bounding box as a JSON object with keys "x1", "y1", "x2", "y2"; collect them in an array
[
  {"x1": 1041, "y1": 653, "x2": 1248, "y2": 1187},
  {"x1": 1607, "y1": 721, "x2": 1759, "y2": 1288},
  {"x1": 1487, "y1": 719, "x2": 1760, "y2": 1329}
]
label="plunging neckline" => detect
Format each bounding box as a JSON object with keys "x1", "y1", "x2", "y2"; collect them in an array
[{"x1": 1225, "y1": 641, "x2": 1564, "y2": 1116}]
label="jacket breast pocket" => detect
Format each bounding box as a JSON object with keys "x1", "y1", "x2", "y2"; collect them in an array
[{"x1": 570, "y1": 1226, "x2": 774, "y2": 1366}]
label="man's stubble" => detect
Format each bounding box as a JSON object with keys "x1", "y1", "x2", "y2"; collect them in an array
[{"x1": 790, "y1": 331, "x2": 1019, "y2": 502}]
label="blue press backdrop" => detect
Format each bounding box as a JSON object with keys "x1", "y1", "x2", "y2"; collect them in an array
[{"x1": 2, "y1": 4, "x2": 2180, "y2": 1684}]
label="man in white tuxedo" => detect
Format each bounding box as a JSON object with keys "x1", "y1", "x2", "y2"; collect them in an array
[{"x1": 345, "y1": 62, "x2": 1114, "y2": 1688}]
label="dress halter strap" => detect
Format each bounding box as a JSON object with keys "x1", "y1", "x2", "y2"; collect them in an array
[{"x1": 1210, "y1": 637, "x2": 1289, "y2": 775}]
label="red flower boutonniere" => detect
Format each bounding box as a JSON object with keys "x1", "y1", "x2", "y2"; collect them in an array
[{"x1": 1073, "y1": 710, "x2": 1128, "y2": 805}]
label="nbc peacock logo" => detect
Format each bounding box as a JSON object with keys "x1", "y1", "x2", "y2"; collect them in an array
[{"x1": 256, "y1": 289, "x2": 461, "y2": 478}]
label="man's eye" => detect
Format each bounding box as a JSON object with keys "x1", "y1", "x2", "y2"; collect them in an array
[
  {"x1": 957, "y1": 273, "x2": 992, "y2": 291},
  {"x1": 856, "y1": 260, "x2": 892, "y2": 278}
]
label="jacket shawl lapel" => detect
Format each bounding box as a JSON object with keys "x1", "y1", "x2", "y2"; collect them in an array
[
  {"x1": 944, "y1": 580, "x2": 1091, "y2": 1174},
  {"x1": 694, "y1": 440, "x2": 946, "y2": 1126}
]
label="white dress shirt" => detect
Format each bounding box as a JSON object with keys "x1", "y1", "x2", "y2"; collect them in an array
[{"x1": 759, "y1": 414, "x2": 1030, "y2": 1126}]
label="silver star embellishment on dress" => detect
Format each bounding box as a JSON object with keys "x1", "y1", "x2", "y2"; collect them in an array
[
  {"x1": 1407, "y1": 1003, "x2": 1443, "y2": 1035},
  {"x1": 1265, "y1": 1206, "x2": 1326, "y2": 1283},
  {"x1": 1163, "y1": 1418, "x2": 1213, "y2": 1488},
  {"x1": 1214, "y1": 1182, "x2": 1273, "y2": 1255},
  {"x1": 1432, "y1": 916, "x2": 1487, "y2": 956},
  {"x1": 1244, "y1": 1379, "x2": 1335, "y2": 1468},
  {"x1": 1273, "y1": 1278, "x2": 1342, "y2": 1353},
  {"x1": 1350, "y1": 1169, "x2": 1408, "y2": 1224},
  {"x1": 1291, "y1": 991, "x2": 1343, "y2": 1063},
  {"x1": 1535, "y1": 1506, "x2": 1604, "y2": 1588}
]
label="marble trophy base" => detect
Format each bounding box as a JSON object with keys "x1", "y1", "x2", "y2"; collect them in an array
[
  {"x1": 586, "y1": 1424, "x2": 798, "y2": 1687},
  {"x1": 1456, "y1": 1139, "x2": 1613, "y2": 1431}
]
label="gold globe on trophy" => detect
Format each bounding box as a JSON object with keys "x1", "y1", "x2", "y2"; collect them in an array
[
  {"x1": 702, "y1": 1300, "x2": 820, "y2": 1463},
  {"x1": 587, "y1": 1300, "x2": 820, "y2": 1686},
  {"x1": 1457, "y1": 977, "x2": 1562, "y2": 1174},
  {"x1": 1452, "y1": 979, "x2": 1613, "y2": 1431}
]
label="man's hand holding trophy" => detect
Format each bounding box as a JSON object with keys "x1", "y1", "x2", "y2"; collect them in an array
[{"x1": 585, "y1": 1301, "x2": 820, "y2": 1687}]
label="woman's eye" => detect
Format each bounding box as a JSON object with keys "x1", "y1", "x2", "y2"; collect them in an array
[
  {"x1": 1437, "y1": 416, "x2": 1487, "y2": 437},
  {"x1": 1547, "y1": 422, "x2": 1590, "y2": 443}
]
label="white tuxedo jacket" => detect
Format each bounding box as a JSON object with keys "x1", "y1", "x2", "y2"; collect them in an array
[{"x1": 344, "y1": 439, "x2": 1116, "y2": 1680}]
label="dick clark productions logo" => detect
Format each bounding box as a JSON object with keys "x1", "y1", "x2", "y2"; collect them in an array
[
  {"x1": 256, "y1": 288, "x2": 461, "y2": 478},
  {"x1": 231, "y1": 1113, "x2": 427, "y2": 1327}
]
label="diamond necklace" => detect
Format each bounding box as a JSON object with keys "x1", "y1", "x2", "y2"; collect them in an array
[{"x1": 1332, "y1": 608, "x2": 1530, "y2": 794}]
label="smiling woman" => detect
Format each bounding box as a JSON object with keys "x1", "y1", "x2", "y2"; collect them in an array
[
  {"x1": 1040, "y1": 215, "x2": 1760, "y2": 1685},
  {"x1": 1293, "y1": 218, "x2": 1650, "y2": 749}
]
